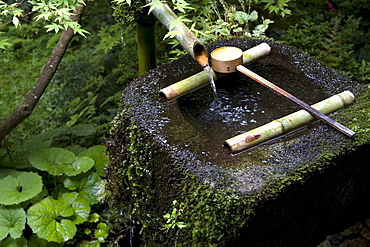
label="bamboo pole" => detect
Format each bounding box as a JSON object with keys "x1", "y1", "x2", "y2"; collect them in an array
[
  {"x1": 236, "y1": 65, "x2": 356, "y2": 138},
  {"x1": 137, "y1": 14, "x2": 157, "y2": 75},
  {"x1": 224, "y1": 91, "x2": 355, "y2": 154},
  {"x1": 150, "y1": 0, "x2": 208, "y2": 67},
  {"x1": 159, "y1": 43, "x2": 271, "y2": 100}
]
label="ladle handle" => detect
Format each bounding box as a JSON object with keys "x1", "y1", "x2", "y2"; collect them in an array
[{"x1": 236, "y1": 65, "x2": 355, "y2": 138}]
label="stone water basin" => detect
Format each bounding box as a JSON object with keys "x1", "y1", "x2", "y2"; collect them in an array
[{"x1": 107, "y1": 38, "x2": 369, "y2": 246}]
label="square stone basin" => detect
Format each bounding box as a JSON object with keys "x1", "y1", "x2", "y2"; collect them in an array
[{"x1": 106, "y1": 38, "x2": 370, "y2": 246}]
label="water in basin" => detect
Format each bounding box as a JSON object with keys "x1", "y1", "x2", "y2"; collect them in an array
[{"x1": 179, "y1": 61, "x2": 327, "y2": 143}]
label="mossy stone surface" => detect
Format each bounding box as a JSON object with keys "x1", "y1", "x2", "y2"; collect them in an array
[{"x1": 106, "y1": 38, "x2": 370, "y2": 246}]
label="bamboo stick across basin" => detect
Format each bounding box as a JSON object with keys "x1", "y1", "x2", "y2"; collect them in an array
[{"x1": 224, "y1": 90, "x2": 355, "y2": 153}]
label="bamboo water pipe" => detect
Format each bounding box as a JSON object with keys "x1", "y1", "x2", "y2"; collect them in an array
[
  {"x1": 159, "y1": 43, "x2": 271, "y2": 100},
  {"x1": 210, "y1": 46, "x2": 355, "y2": 138},
  {"x1": 149, "y1": 0, "x2": 208, "y2": 67},
  {"x1": 224, "y1": 91, "x2": 355, "y2": 153}
]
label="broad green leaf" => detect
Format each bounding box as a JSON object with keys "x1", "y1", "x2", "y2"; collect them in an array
[
  {"x1": 88, "y1": 213, "x2": 100, "y2": 223},
  {"x1": 30, "y1": 128, "x2": 69, "y2": 142},
  {"x1": 66, "y1": 145, "x2": 86, "y2": 155},
  {"x1": 234, "y1": 11, "x2": 248, "y2": 24},
  {"x1": 70, "y1": 124, "x2": 97, "y2": 136},
  {"x1": 22, "y1": 139, "x2": 52, "y2": 152},
  {"x1": 29, "y1": 187, "x2": 49, "y2": 205},
  {"x1": 0, "y1": 207, "x2": 26, "y2": 241},
  {"x1": 0, "y1": 172, "x2": 43, "y2": 205},
  {"x1": 78, "y1": 145, "x2": 109, "y2": 176},
  {"x1": 0, "y1": 236, "x2": 28, "y2": 246},
  {"x1": 28, "y1": 147, "x2": 75, "y2": 175},
  {"x1": 0, "y1": 170, "x2": 24, "y2": 179},
  {"x1": 248, "y1": 10, "x2": 258, "y2": 22},
  {"x1": 64, "y1": 172, "x2": 102, "y2": 204},
  {"x1": 70, "y1": 196, "x2": 91, "y2": 224},
  {"x1": 94, "y1": 222, "x2": 109, "y2": 241},
  {"x1": 65, "y1": 156, "x2": 95, "y2": 176},
  {"x1": 28, "y1": 234, "x2": 63, "y2": 247},
  {"x1": 27, "y1": 193, "x2": 79, "y2": 243},
  {"x1": 0, "y1": 149, "x2": 6, "y2": 157}
]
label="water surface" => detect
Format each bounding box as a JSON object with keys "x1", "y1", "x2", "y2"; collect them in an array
[{"x1": 179, "y1": 62, "x2": 327, "y2": 142}]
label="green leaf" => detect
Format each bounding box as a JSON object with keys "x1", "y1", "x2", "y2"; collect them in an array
[
  {"x1": 0, "y1": 170, "x2": 24, "y2": 179},
  {"x1": 88, "y1": 212, "x2": 100, "y2": 223},
  {"x1": 0, "y1": 38, "x2": 11, "y2": 50},
  {"x1": 64, "y1": 172, "x2": 102, "y2": 204},
  {"x1": 12, "y1": 16, "x2": 20, "y2": 28},
  {"x1": 248, "y1": 10, "x2": 258, "y2": 22},
  {"x1": 94, "y1": 222, "x2": 109, "y2": 242},
  {"x1": 233, "y1": 11, "x2": 248, "y2": 24},
  {"x1": 0, "y1": 236, "x2": 28, "y2": 246},
  {"x1": 70, "y1": 124, "x2": 97, "y2": 137},
  {"x1": 144, "y1": 0, "x2": 164, "y2": 15},
  {"x1": 22, "y1": 139, "x2": 52, "y2": 152},
  {"x1": 78, "y1": 145, "x2": 109, "y2": 176},
  {"x1": 65, "y1": 145, "x2": 86, "y2": 155},
  {"x1": 66, "y1": 156, "x2": 95, "y2": 176},
  {"x1": 27, "y1": 193, "x2": 79, "y2": 243},
  {"x1": 163, "y1": 30, "x2": 182, "y2": 40},
  {"x1": 0, "y1": 149, "x2": 6, "y2": 157},
  {"x1": 70, "y1": 196, "x2": 90, "y2": 224},
  {"x1": 28, "y1": 234, "x2": 63, "y2": 247},
  {"x1": 0, "y1": 206, "x2": 26, "y2": 241},
  {"x1": 28, "y1": 147, "x2": 75, "y2": 176},
  {"x1": 0, "y1": 172, "x2": 43, "y2": 205},
  {"x1": 45, "y1": 23, "x2": 64, "y2": 33}
]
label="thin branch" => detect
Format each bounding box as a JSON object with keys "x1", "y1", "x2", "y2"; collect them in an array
[
  {"x1": 0, "y1": 4, "x2": 85, "y2": 142},
  {"x1": 0, "y1": 10, "x2": 39, "y2": 28}
]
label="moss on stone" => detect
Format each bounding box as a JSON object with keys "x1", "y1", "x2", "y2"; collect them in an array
[
  {"x1": 339, "y1": 86, "x2": 370, "y2": 146},
  {"x1": 110, "y1": 0, "x2": 146, "y2": 23}
]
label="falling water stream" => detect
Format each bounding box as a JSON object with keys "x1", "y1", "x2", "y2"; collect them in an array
[{"x1": 203, "y1": 65, "x2": 219, "y2": 103}]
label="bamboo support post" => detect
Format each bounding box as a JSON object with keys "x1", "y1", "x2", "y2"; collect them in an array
[
  {"x1": 236, "y1": 65, "x2": 356, "y2": 138},
  {"x1": 159, "y1": 43, "x2": 271, "y2": 100},
  {"x1": 224, "y1": 91, "x2": 355, "y2": 153},
  {"x1": 137, "y1": 14, "x2": 156, "y2": 75}
]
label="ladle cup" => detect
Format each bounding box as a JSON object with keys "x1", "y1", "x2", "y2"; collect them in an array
[{"x1": 210, "y1": 46, "x2": 355, "y2": 138}]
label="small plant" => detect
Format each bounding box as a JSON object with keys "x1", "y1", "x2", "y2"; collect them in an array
[
  {"x1": 0, "y1": 126, "x2": 111, "y2": 245},
  {"x1": 161, "y1": 200, "x2": 187, "y2": 232}
]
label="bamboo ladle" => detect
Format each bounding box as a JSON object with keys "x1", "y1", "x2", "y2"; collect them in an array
[{"x1": 210, "y1": 46, "x2": 355, "y2": 138}]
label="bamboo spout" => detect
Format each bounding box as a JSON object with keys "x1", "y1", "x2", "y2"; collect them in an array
[
  {"x1": 150, "y1": 1, "x2": 208, "y2": 67},
  {"x1": 159, "y1": 43, "x2": 271, "y2": 100}
]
